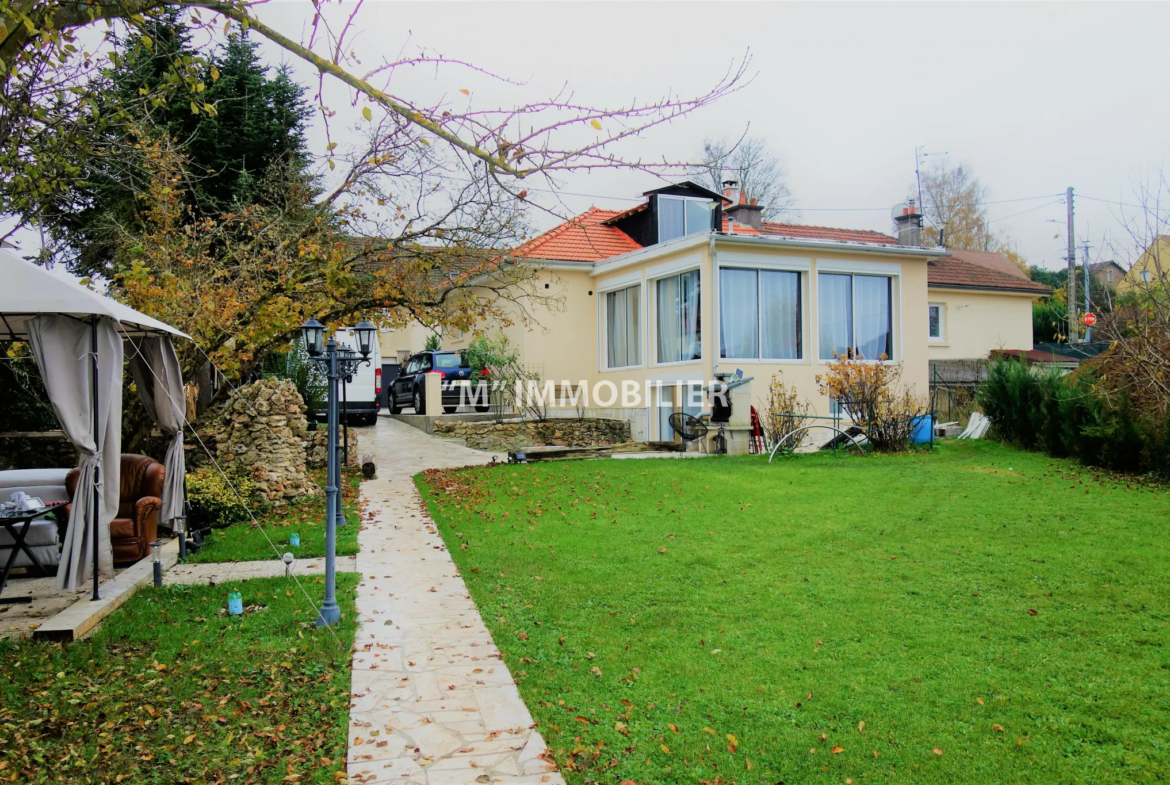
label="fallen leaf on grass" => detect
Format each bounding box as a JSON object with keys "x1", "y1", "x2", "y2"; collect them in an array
[
  {"x1": 668, "y1": 723, "x2": 678, "y2": 733},
  {"x1": 831, "y1": 746, "x2": 844, "y2": 754},
  {"x1": 932, "y1": 748, "x2": 943, "y2": 756},
  {"x1": 858, "y1": 721, "x2": 865, "y2": 733},
  {"x1": 992, "y1": 724, "x2": 1005, "y2": 732},
  {"x1": 977, "y1": 697, "x2": 985, "y2": 705}
]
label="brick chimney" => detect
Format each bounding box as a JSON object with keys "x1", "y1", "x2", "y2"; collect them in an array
[
  {"x1": 893, "y1": 200, "x2": 923, "y2": 246},
  {"x1": 725, "y1": 190, "x2": 764, "y2": 231}
]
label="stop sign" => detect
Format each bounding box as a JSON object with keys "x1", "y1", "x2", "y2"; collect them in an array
[{"x1": 1083, "y1": 312, "x2": 1098, "y2": 327}]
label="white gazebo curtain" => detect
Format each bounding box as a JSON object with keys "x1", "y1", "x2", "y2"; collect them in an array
[
  {"x1": 128, "y1": 336, "x2": 186, "y2": 525},
  {"x1": 28, "y1": 315, "x2": 121, "y2": 591}
]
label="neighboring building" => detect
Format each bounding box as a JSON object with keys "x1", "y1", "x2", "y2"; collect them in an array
[
  {"x1": 1089, "y1": 260, "x2": 1127, "y2": 288},
  {"x1": 926, "y1": 249, "x2": 1051, "y2": 362},
  {"x1": 378, "y1": 182, "x2": 1049, "y2": 447},
  {"x1": 1119, "y1": 236, "x2": 1169, "y2": 292}
]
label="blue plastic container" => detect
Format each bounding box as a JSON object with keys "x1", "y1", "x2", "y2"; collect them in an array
[{"x1": 911, "y1": 415, "x2": 934, "y2": 445}]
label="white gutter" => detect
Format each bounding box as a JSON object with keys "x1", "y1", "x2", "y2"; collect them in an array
[{"x1": 590, "y1": 231, "x2": 947, "y2": 277}]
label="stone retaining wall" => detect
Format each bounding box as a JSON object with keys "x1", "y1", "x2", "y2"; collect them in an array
[{"x1": 433, "y1": 417, "x2": 631, "y2": 452}]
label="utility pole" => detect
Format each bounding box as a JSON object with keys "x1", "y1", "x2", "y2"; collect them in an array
[
  {"x1": 1082, "y1": 239, "x2": 1092, "y2": 342},
  {"x1": 1066, "y1": 187, "x2": 1078, "y2": 343}
]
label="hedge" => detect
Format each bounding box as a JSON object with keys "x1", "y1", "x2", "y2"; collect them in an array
[{"x1": 977, "y1": 357, "x2": 1170, "y2": 478}]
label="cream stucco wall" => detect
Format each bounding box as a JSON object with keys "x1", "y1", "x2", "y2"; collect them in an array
[
  {"x1": 585, "y1": 237, "x2": 934, "y2": 439},
  {"x1": 926, "y1": 288, "x2": 1036, "y2": 361}
]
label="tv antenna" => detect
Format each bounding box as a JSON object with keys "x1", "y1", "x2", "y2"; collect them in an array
[{"x1": 915, "y1": 146, "x2": 948, "y2": 224}]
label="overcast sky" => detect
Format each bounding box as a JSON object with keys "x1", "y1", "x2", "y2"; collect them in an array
[{"x1": 36, "y1": 1, "x2": 1170, "y2": 274}]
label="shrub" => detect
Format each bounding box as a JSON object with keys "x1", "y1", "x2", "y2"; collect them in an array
[
  {"x1": 186, "y1": 468, "x2": 257, "y2": 528},
  {"x1": 978, "y1": 357, "x2": 1169, "y2": 479},
  {"x1": 816, "y1": 354, "x2": 930, "y2": 453},
  {"x1": 761, "y1": 373, "x2": 812, "y2": 453}
]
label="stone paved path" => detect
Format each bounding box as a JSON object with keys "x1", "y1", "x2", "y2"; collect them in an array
[{"x1": 347, "y1": 418, "x2": 564, "y2": 785}]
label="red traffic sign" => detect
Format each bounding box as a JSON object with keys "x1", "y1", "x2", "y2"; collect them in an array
[{"x1": 1082, "y1": 312, "x2": 1098, "y2": 327}]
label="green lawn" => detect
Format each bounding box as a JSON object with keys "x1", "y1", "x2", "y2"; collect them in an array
[
  {"x1": 418, "y1": 441, "x2": 1170, "y2": 784},
  {"x1": 184, "y1": 468, "x2": 362, "y2": 564},
  {"x1": 0, "y1": 573, "x2": 359, "y2": 784}
]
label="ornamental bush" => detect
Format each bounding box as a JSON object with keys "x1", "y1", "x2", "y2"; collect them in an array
[{"x1": 185, "y1": 468, "x2": 258, "y2": 528}]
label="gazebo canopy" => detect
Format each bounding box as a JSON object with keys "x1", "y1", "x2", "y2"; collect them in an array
[
  {"x1": 0, "y1": 250, "x2": 189, "y2": 595},
  {"x1": 0, "y1": 252, "x2": 187, "y2": 340}
]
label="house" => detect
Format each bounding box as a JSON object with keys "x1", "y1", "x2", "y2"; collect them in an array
[
  {"x1": 378, "y1": 182, "x2": 1048, "y2": 449},
  {"x1": 1089, "y1": 260, "x2": 1127, "y2": 289},
  {"x1": 925, "y1": 249, "x2": 1051, "y2": 363},
  {"x1": 1119, "y1": 236, "x2": 1169, "y2": 292}
]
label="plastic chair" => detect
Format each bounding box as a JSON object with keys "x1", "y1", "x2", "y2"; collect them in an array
[{"x1": 668, "y1": 413, "x2": 708, "y2": 453}]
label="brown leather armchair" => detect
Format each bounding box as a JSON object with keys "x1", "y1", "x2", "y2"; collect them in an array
[{"x1": 66, "y1": 454, "x2": 165, "y2": 564}]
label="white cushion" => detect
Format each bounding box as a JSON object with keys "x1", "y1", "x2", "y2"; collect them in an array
[
  {"x1": 0, "y1": 518, "x2": 60, "y2": 568},
  {"x1": 0, "y1": 468, "x2": 72, "y2": 503}
]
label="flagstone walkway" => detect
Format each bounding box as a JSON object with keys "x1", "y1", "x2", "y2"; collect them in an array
[{"x1": 346, "y1": 418, "x2": 564, "y2": 785}]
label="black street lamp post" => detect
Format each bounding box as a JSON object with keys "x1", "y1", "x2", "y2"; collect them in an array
[{"x1": 299, "y1": 318, "x2": 375, "y2": 627}]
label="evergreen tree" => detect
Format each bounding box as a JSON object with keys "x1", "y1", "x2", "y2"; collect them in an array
[{"x1": 40, "y1": 15, "x2": 314, "y2": 279}]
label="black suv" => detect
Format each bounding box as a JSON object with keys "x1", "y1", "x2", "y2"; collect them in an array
[{"x1": 388, "y1": 350, "x2": 490, "y2": 415}]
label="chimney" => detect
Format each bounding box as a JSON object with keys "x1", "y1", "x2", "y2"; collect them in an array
[
  {"x1": 725, "y1": 189, "x2": 764, "y2": 231},
  {"x1": 892, "y1": 200, "x2": 923, "y2": 247},
  {"x1": 721, "y1": 179, "x2": 740, "y2": 204}
]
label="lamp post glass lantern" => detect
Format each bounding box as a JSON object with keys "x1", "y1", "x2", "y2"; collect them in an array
[
  {"x1": 300, "y1": 318, "x2": 373, "y2": 627},
  {"x1": 300, "y1": 318, "x2": 325, "y2": 357}
]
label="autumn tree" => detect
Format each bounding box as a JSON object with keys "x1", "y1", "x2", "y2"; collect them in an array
[
  {"x1": 913, "y1": 161, "x2": 1028, "y2": 273},
  {"x1": 1093, "y1": 171, "x2": 1170, "y2": 414},
  {"x1": 696, "y1": 135, "x2": 795, "y2": 219}
]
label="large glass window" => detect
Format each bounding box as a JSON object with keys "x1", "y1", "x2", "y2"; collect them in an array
[
  {"x1": 605, "y1": 284, "x2": 641, "y2": 368},
  {"x1": 658, "y1": 196, "x2": 714, "y2": 243},
  {"x1": 720, "y1": 268, "x2": 802, "y2": 359},
  {"x1": 656, "y1": 270, "x2": 701, "y2": 363},
  {"x1": 818, "y1": 273, "x2": 893, "y2": 360}
]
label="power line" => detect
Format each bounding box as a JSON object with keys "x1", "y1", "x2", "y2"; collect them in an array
[
  {"x1": 1077, "y1": 194, "x2": 1146, "y2": 209},
  {"x1": 523, "y1": 185, "x2": 1067, "y2": 212}
]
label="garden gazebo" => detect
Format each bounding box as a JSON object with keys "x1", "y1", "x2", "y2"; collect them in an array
[{"x1": 0, "y1": 251, "x2": 189, "y2": 598}]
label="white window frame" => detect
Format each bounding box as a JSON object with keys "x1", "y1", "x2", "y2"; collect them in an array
[
  {"x1": 651, "y1": 265, "x2": 703, "y2": 367},
  {"x1": 718, "y1": 266, "x2": 805, "y2": 362},
  {"x1": 657, "y1": 195, "x2": 715, "y2": 244},
  {"x1": 601, "y1": 282, "x2": 643, "y2": 371},
  {"x1": 928, "y1": 302, "x2": 945, "y2": 343},
  {"x1": 815, "y1": 261, "x2": 900, "y2": 364},
  {"x1": 1141, "y1": 269, "x2": 1151, "y2": 284}
]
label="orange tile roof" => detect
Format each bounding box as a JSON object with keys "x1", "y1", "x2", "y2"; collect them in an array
[
  {"x1": 512, "y1": 207, "x2": 641, "y2": 262},
  {"x1": 928, "y1": 254, "x2": 1052, "y2": 294},
  {"x1": 946, "y1": 249, "x2": 1029, "y2": 280},
  {"x1": 760, "y1": 221, "x2": 900, "y2": 245}
]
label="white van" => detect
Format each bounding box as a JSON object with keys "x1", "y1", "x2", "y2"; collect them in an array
[{"x1": 328, "y1": 327, "x2": 383, "y2": 425}]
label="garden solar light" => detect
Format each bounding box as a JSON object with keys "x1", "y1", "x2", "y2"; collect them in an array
[
  {"x1": 150, "y1": 540, "x2": 163, "y2": 588},
  {"x1": 300, "y1": 317, "x2": 325, "y2": 357},
  {"x1": 282, "y1": 551, "x2": 295, "y2": 578},
  {"x1": 175, "y1": 513, "x2": 187, "y2": 559}
]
